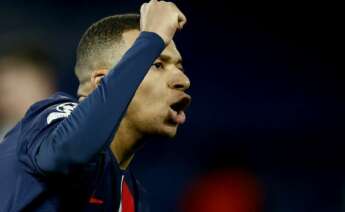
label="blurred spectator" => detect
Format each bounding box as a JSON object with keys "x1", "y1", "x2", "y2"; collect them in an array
[
  {"x1": 179, "y1": 146, "x2": 263, "y2": 212},
  {"x1": 180, "y1": 169, "x2": 263, "y2": 212},
  {"x1": 0, "y1": 47, "x2": 57, "y2": 141}
]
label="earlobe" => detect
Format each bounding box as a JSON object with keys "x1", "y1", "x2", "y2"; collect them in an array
[
  {"x1": 91, "y1": 69, "x2": 107, "y2": 88},
  {"x1": 95, "y1": 75, "x2": 104, "y2": 85}
]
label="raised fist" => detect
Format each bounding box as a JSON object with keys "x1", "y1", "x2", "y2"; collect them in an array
[{"x1": 140, "y1": 0, "x2": 187, "y2": 45}]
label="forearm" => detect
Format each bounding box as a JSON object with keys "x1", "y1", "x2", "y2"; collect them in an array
[{"x1": 36, "y1": 32, "x2": 164, "y2": 173}]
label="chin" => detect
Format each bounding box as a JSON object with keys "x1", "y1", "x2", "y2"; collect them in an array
[
  {"x1": 156, "y1": 124, "x2": 179, "y2": 139},
  {"x1": 142, "y1": 117, "x2": 180, "y2": 139},
  {"x1": 167, "y1": 125, "x2": 181, "y2": 139},
  {"x1": 166, "y1": 130, "x2": 177, "y2": 139}
]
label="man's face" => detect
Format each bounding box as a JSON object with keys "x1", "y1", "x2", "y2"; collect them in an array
[{"x1": 117, "y1": 30, "x2": 191, "y2": 138}]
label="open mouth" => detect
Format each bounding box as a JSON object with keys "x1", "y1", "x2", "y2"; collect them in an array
[
  {"x1": 168, "y1": 95, "x2": 191, "y2": 125},
  {"x1": 170, "y1": 96, "x2": 191, "y2": 112}
]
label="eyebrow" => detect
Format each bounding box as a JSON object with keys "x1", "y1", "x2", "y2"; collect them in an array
[{"x1": 159, "y1": 54, "x2": 183, "y2": 65}]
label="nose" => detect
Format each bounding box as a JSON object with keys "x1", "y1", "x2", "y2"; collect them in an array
[{"x1": 169, "y1": 71, "x2": 191, "y2": 91}]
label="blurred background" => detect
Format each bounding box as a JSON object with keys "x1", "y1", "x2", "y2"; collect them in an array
[{"x1": 0, "y1": 0, "x2": 344, "y2": 211}]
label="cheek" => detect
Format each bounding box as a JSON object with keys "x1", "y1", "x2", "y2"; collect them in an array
[
  {"x1": 127, "y1": 76, "x2": 168, "y2": 122},
  {"x1": 138, "y1": 72, "x2": 167, "y2": 106}
]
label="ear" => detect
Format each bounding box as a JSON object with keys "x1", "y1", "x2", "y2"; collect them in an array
[{"x1": 90, "y1": 69, "x2": 108, "y2": 89}]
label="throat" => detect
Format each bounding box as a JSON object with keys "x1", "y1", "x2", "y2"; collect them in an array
[{"x1": 109, "y1": 119, "x2": 142, "y2": 170}]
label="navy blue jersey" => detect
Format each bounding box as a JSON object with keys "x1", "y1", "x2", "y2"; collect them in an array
[{"x1": 0, "y1": 32, "x2": 165, "y2": 212}]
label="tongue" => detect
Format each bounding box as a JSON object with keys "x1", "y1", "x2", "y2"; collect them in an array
[{"x1": 174, "y1": 111, "x2": 186, "y2": 124}]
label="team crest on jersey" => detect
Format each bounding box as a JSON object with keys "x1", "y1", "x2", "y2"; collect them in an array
[{"x1": 47, "y1": 102, "x2": 78, "y2": 124}]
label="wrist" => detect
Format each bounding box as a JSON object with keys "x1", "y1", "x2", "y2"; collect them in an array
[{"x1": 140, "y1": 30, "x2": 168, "y2": 45}]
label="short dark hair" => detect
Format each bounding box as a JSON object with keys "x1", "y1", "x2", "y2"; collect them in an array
[{"x1": 75, "y1": 14, "x2": 140, "y2": 96}]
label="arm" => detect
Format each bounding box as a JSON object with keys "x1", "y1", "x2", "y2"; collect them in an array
[{"x1": 36, "y1": 32, "x2": 164, "y2": 174}]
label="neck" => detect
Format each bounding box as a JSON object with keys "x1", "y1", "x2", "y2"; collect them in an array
[{"x1": 110, "y1": 118, "x2": 142, "y2": 170}]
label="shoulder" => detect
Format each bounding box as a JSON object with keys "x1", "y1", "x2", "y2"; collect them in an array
[
  {"x1": 14, "y1": 92, "x2": 78, "y2": 173},
  {"x1": 23, "y1": 92, "x2": 78, "y2": 128},
  {"x1": 17, "y1": 92, "x2": 78, "y2": 150}
]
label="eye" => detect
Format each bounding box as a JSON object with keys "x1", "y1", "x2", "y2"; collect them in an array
[
  {"x1": 177, "y1": 63, "x2": 185, "y2": 72},
  {"x1": 153, "y1": 62, "x2": 164, "y2": 70},
  {"x1": 178, "y1": 66, "x2": 185, "y2": 73}
]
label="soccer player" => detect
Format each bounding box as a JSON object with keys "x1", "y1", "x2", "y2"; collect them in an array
[{"x1": 0, "y1": 1, "x2": 191, "y2": 211}]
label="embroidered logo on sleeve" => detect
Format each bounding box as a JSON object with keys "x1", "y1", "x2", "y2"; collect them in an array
[{"x1": 47, "y1": 102, "x2": 78, "y2": 124}]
